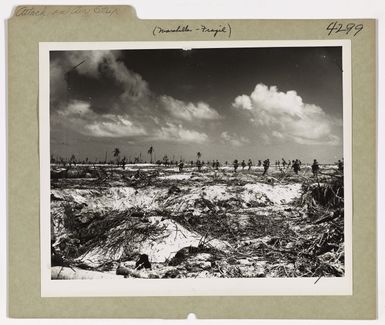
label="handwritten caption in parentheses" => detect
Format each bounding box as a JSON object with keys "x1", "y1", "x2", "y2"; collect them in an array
[
  {"x1": 153, "y1": 24, "x2": 232, "y2": 38},
  {"x1": 15, "y1": 6, "x2": 119, "y2": 17}
]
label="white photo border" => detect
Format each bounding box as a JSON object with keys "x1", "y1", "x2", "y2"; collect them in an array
[{"x1": 39, "y1": 40, "x2": 352, "y2": 297}]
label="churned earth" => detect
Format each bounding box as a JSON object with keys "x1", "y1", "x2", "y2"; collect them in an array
[{"x1": 50, "y1": 164, "x2": 345, "y2": 279}]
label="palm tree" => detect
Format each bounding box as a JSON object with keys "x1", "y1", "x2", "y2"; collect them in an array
[
  {"x1": 113, "y1": 148, "x2": 120, "y2": 165},
  {"x1": 113, "y1": 148, "x2": 120, "y2": 158},
  {"x1": 70, "y1": 154, "x2": 76, "y2": 166},
  {"x1": 197, "y1": 152, "x2": 202, "y2": 160},
  {"x1": 148, "y1": 146, "x2": 154, "y2": 163}
]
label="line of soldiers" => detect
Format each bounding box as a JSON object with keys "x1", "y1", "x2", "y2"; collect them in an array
[
  {"x1": 194, "y1": 159, "x2": 220, "y2": 172},
  {"x1": 280, "y1": 158, "x2": 302, "y2": 169},
  {"x1": 177, "y1": 157, "x2": 344, "y2": 176}
]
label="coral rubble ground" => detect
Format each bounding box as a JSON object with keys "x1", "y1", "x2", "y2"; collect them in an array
[{"x1": 50, "y1": 164, "x2": 345, "y2": 280}]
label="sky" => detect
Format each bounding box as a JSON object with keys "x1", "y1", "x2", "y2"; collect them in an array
[{"x1": 50, "y1": 46, "x2": 344, "y2": 164}]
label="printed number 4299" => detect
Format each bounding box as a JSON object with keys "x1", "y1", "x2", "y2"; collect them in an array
[{"x1": 326, "y1": 21, "x2": 364, "y2": 36}]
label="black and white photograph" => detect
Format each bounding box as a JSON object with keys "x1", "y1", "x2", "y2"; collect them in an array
[{"x1": 40, "y1": 41, "x2": 352, "y2": 296}]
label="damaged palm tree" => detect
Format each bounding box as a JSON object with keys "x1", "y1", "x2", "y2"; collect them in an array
[{"x1": 293, "y1": 172, "x2": 345, "y2": 277}]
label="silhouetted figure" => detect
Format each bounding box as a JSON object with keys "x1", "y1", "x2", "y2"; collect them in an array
[
  {"x1": 247, "y1": 159, "x2": 252, "y2": 170},
  {"x1": 311, "y1": 159, "x2": 320, "y2": 177},
  {"x1": 136, "y1": 254, "x2": 152, "y2": 270},
  {"x1": 282, "y1": 158, "x2": 287, "y2": 168},
  {"x1": 292, "y1": 159, "x2": 300, "y2": 175},
  {"x1": 233, "y1": 159, "x2": 239, "y2": 172},
  {"x1": 196, "y1": 159, "x2": 202, "y2": 172},
  {"x1": 241, "y1": 160, "x2": 246, "y2": 170},
  {"x1": 258, "y1": 160, "x2": 262, "y2": 167},
  {"x1": 262, "y1": 159, "x2": 270, "y2": 175},
  {"x1": 178, "y1": 160, "x2": 184, "y2": 172},
  {"x1": 338, "y1": 159, "x2": 343, "y2": 172},
  {"x1": 215, "y1": 160, "x2": 220, "y2": 170},
  {"x1": 121, "y1": 157, "x2": 127, "y2": 170}
]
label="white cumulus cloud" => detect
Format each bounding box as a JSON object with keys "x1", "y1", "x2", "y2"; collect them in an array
[
  {"x1": 155, "y1": 123, "x2": 208, "y2": 144},
  {"x1": 50, "y1": 50, "x2": 222, "y2": 145},
  {"x1": 233, "y1": 83, "x2": 341, "y2": 145},
  {"x1": 220, "y1": 131, "x2": 249, "y2": 147},
  {"x1": 57, "y1": 100, "x2": 147, "y2": 138},
  {"x1": 160, "y1": 95, "x2": 220, "y2": 121},
  {"x1": 82, "y1": 116, "x2": 147, "y2": 138}
]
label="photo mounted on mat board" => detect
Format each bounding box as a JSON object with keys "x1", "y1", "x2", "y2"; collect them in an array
[{"x1": 39, "y1": 40, "x2": 352, "y2": 297}]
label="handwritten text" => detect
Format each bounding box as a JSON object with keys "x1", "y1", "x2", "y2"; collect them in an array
[{"x1": 153, "y1": 24, "x2": 232, "y2": 38}]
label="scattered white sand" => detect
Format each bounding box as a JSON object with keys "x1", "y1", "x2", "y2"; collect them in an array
[
  {"x1": 201, "y1": 185, "x2": 232, "y2": 202},
  {"x1": 163, "y1": 184, "x2": 233, "y2": 213},
  {"x1": 51, "y1": 187, "x2": 167, "y2": 212},
  {"x1": 158, "y1": 174, "x2": 191, "y2": 180},
  {"x1": 128, "y1": 163, "x2": 157, "y2": 167},
  {"x1": 242, "y1": 183, "x2": 302, "y2": 205},
  {"x1": 124, "y1": 168, "x2": 154, "y2": 172},
  {"x1": 163, "y1": 167, "x2": 180, "y2": 173}
]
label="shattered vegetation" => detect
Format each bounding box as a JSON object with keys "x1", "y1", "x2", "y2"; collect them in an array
[{"x1": 50, "y1": 164, "x2": 345, "y2": 279}]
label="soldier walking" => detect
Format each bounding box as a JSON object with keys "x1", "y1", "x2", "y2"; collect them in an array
[
  {"x1": 196, "y1": 159, "x2": 202, "y2": 172},
  {"x1": 215, "y1": 160, "x2": 220, "y2": 170},
  {"x1": 292, "y1": 159, "x2": 300, "y2": 175},
  {"x1": 311, "y1": 159, "x2": 319, "y2": 177},
  {"x1": 178, "y1": 160, "x2": 184, "y2": 173},
  {"x1": 338, "y1": 159, "x2": 344, "y2": 172},
  {"x1": 233, "y1": 159, "x2": 239, "y2": 172},
  {"x1": 262, "y1": 158, "x2": 270, "y2": 176},
  {"x1": 247, "y1": 158, "x2": 253, "y2": 170},
  {"x1": 121, "y1": 157, "x2": 127, "y2": 170},
  {"x1": 241, "y1": 160, "x2": 246, "y2": 170}
]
